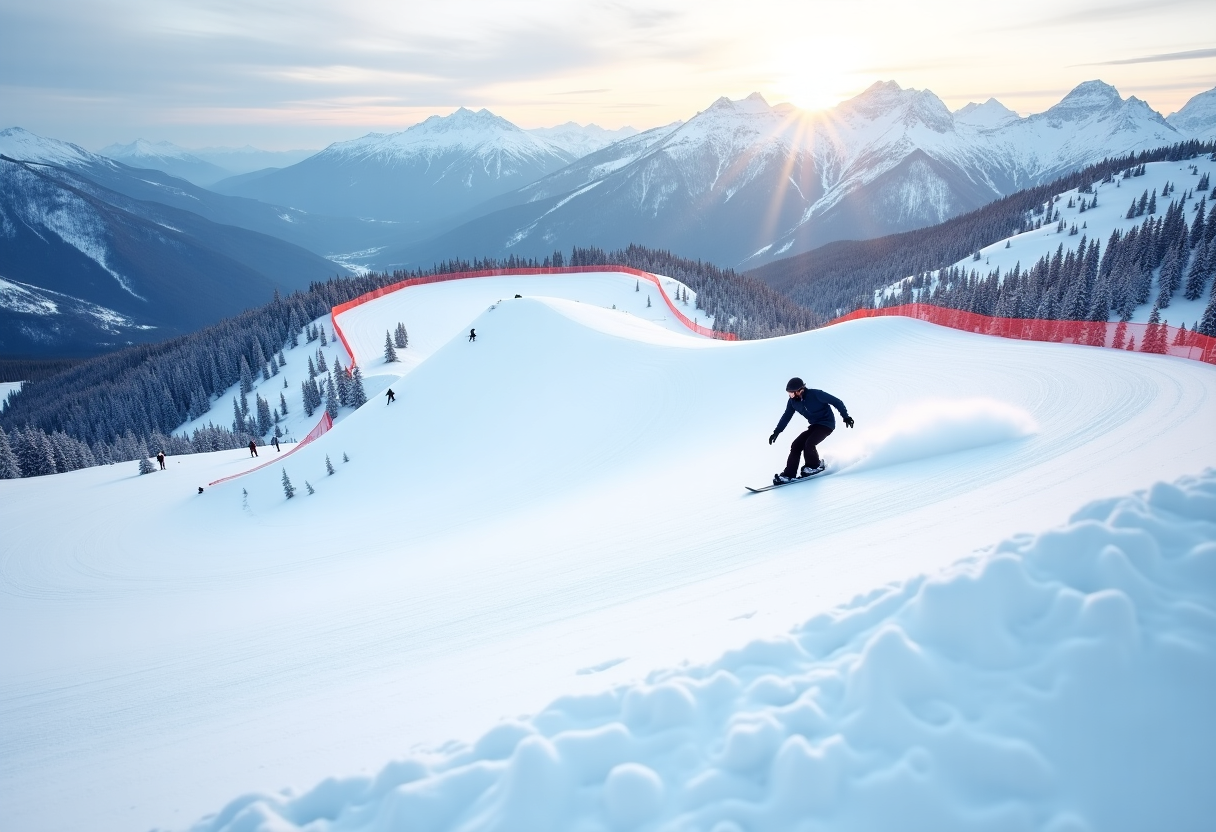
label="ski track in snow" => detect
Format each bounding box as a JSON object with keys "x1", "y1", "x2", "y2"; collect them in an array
[{"x1": 0, "y1": 272, "x2": 1214, "y2": 832}]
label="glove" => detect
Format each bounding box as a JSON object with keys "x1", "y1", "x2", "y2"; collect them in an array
[
  {"x1": 768, "y1": 432, "x2": 778, "y2": 445},
  {"x1": 843, "y1": 416, "x2": 855, "y2": 429}
]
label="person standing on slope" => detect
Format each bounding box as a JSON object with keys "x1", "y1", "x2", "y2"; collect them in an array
[
  {"x1": 468, "y1": 328, "x2": 476, "y2": 342},
  {"x1": 248, "y1": 440, "x2": 258, "y2": 458},
  {"x1": 769, "y1": 377, "x2": 853, "y2": 485}
]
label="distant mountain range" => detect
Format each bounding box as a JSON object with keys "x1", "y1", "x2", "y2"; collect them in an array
[
  {"x1": 99, "y1": 140, "x2": 318, "y2": 186},
  {"x1": 391, "y1": 80, "x2": 1215, "y2": 269},
  {"x1": 0, "y1": 133, "x2": 349, "y2": 356},
  {"x1": 3, "y1": 80, "x2": 1215, "y2": 358}
]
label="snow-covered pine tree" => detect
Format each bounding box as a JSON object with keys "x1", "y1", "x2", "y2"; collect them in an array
[
  {"x1": 394, "y1": 322, "x2": 408, "y2": 348},
  {"x1": 281, "y1": 468, "x2": 295, "y2": 499},
  {"x1": 325, "y1": 376, "x2": 339, "y2": 419},
  {"x1": 343, "y1": 452, "x2": 349, "y2": 462},
  {"x1": 0, "y1": 426, "x2": 21, "y2": 478},
  {"x1": 300, "y1": 381, "x2": 315, "y2": 417},
  {"x1": 333, "y1": 359, "x2": 350, "y2": 406},
  {"x1": 239, "y1": 357, "x2": 254, "y2": 395},
  {"x1": 384, "y1": 331, "x2": 398, "y2": 363},
  {"x1": 325, "y1": 454, "x2": 335, "y2": 475},
  {"x1": 1198, "y1": 286, "x2": 1216, "y2": 337},
  {"x1": 316, "y1": 350, "x2": 328, "y2": 373},
  {"x1": 305, "y1": 480, "x2": 315, "y2": 495},
  {"x1": 232, "y1": 397, "x2": 243, "y2": 432},
  {"x1": 270, "y1": 360, "x2": 279, "y2": 378},
  {"x1": 280, "y1": 391, "x2": 288, "y2": 415},
  {"x1": 647, "y1": 295, "x2": 651, "y2": 308},
  {"x1": 320, "y1": 326, "x2": 327, "y2": 346},
  {"x1": 307, "y1": 356, "x2": 317, "y2": 379},
  {"x1": 138, "y1": 456, "x2": 156, "y2": 475},
  {"x1": 349, "y1": 367, "x2": 368, "y2": 407},
  {"x1": 277, "y1": 350, "x2": 286, "y2": 367},
  {"x1": 256, "y1": 394, "x2": 272, "y2": 435}
]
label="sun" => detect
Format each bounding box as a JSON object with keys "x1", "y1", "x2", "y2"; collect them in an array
[{"x1": 769, "y1": 42, "x2": 860, "y2": 112}]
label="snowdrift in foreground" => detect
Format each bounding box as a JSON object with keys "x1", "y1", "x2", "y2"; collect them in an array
[
  {"x1": 193, "y1": 470, "x2": 1216, "y2": 832},
  {"x1": 831, "y1": 397, "x2": 1037, "y2": 473}
]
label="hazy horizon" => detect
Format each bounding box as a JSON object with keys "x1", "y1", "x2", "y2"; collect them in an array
[{"x1": 1, "y1": 0, "x2": 1213, "y2": 151}]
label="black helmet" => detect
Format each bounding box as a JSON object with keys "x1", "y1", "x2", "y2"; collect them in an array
[{"x1": 785, "y1": 377, "x2": 805, "y2": 392}]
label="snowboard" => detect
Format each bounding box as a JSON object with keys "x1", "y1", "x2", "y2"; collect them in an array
[{"x1": 745, "y1": 466, "x2": 829, "y2": 493}]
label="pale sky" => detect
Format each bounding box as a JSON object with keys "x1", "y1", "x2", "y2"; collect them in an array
[{"x1": 1, "y1": 0, "x2": 1213, "y2": 150}]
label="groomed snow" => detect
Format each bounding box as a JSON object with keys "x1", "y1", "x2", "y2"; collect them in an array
[
  {"x1": 193, "y1": 467, "x2": 1216, "y2": 832},
  {"x1": 0, "y1": 273, "x2": 1213, "y2": 832}
]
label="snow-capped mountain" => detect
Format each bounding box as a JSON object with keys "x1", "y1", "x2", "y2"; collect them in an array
[
  {"x1": 1, "y1": 127, "x2": 395, "y2": 263},
  {"x1": 525, "y1": 122, "x2": 639, "y2": 158},
  {"x1": 391, "y1": 80, "x2": 1197, "y2": 269},
  {"x1": 99, "y1": 138, "x2": 231, "y2": 186},
  {"x1": 1167, "y1": 85, "x2": 1216, "y2": 140},
  {"x1": 215, "y1": 107, "x2": 581, "y2": 226},
  {"x1": 0, "y1": 153, "x2": 343, "y2": 356}
]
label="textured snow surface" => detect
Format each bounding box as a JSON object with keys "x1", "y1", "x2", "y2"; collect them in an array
[
  {"x1": 0, "y1": 126, "x2": 100, "y2": 168},
  {"x1": 1, "y1": 273, "x2": 1213, "y2": 832},
  {"x1": 192, "y1": 468, "x2": 1216, "y2": 832}
]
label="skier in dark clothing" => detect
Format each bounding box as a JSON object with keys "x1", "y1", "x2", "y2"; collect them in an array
[
  {"x1": 156, "y1": 451, "x2": 166, "y2": 470},
  {"x1": 769, "y1": 377, "x2": 853, "y2": 485},
  {"x1": 385, "y1": 388, "x2": 396, "y2": 404},
  {"x1": 468, "y1": 328, "x2": 476, "y2": 342},
  {"x1": 248, "y1": 440, "x2": 258, "y2": 458},
  {"x1": 272, "y1": 436, "x2": 280, "y2": 453}
]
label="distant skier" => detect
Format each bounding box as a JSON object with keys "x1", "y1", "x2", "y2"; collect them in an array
[
  {"x1": 769, "y1": 377, "x2": 853, "y2": 485},
  {"x1": 272, "y1": 436, "x2": 280, "y2": 453},
  {"x1": 385, "y1": 388, "x2": 396, "y2": 405},
  {"x1": 468, "y1": 328, "x2": 476, "y2": 342},
  {"x1": 248, "y1": 440, "x2": 258, "y2": 458},
  {"x1": 156, "y1": 450, "x2": 166, "y2": 470}
]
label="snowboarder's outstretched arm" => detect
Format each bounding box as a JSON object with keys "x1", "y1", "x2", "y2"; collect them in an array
[
  {"x1": 813, "y1": 390, "x2": 854, "y2": 427},
  {"x1": 770, "y1": 399, "x2": 797, "y2": 442}
]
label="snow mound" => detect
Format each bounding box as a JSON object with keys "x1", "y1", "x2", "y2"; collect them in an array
[
  {"x1": 190, "y1": 469, "x2": 1216, "y2": 832},
  {"x1": 833, "y1": 397, "x2": 1037, "y2": 473}
]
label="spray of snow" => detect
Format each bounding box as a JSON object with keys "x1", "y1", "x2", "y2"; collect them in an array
[{"x1": 831, "y1": 397, "x2": 1037, "y2": 473}]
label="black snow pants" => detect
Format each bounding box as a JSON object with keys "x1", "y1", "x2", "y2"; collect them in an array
[{"x1": 784, "y1": 424, "x2": 833, "y2": 477}]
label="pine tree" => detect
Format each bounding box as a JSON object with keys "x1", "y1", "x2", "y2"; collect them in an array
[
  {"x1": 320, "y1": 326, "x2": 328, "y2": 346},
  {"x1": 281, "y1": 468, "x2": 295, "y2": 499},
  {"x1": 325, "y1": 454, "x2": 335, "y2": 475},
  {"x1": 280, "y1": 391, "x2": 288, "y2": 415},
  {"x1": 256, "y1": 394, "x2": 272, "y2": 435},
  {"x1": 305, "y1": 480, "x2": 315, "y2": 495},
  {"x1": 394, "y1": 322, "x2": 409, "y2": 348},
  {"x1": 232, "y1": 397, "x2": 243, "y2": 432},
  {"x1": 307, "y1": 356, "x2": 317, "y2": 379},
  {"x1": 384, "y1": 330, "x2": 399, "y2": 362},
  {"x1": 316, "y1": 350, "x2": 328, "y2": 373},
  {"x1": 138, "y1": 456, "x2": 156, "y2": 475},
  {"x1": 349, "y1": 367, "x2": 368, "y2": 407},
  {"x1": 239, "y1": 357, "x2": 254, "y2": 395},
  {"x1": 301, "y1": 381, "x2": 315, "y2": 417},
  {"x1": 277, "y1": 350, "x2": 286, "y2": 367},
  {"x1": 1198, "y1": 288, "x2": 1216, "y2": 337},
  {"x1": 325, "y1": 376, "x2": 339, "y2": 419},
  {"x1": 0, "y1": 426, "x2": 21, "y2": 479},
  {"x1": 343, "y1": 452, "x2": 349, "y2": 462}
]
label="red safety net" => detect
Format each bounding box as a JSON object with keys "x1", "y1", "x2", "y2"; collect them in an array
[
  {"x1": 830, "y1": 304, "x2": 1216, "y2": 365},
  {"x1": 207, "y1": 412, "x2": 333, "y2": 487},
  {"x1": 330, "y1": 265, "x2": 737, "y2": 367}
]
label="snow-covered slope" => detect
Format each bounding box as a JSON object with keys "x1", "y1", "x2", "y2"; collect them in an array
[
  {"x1": 1, "y1": 270, "x2": 1212, "y2": 832},
  {"x1": 215, "y1": 108, "x2": 580, "y2": 226},
  {"x1": 1168, "y1": 85, "x2": 1216, "y2": 140},
  {"x1": 395, "y1": 81, "x2": 1194, "y2": 269},
  {"x1": 99, "y1": 139, "x2": 231, "y2": 186},
  {"x1": 877, "y1": 155, "x2": 1216, "y2": 330}
]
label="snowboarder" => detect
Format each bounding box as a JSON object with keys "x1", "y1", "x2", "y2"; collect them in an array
[
  {"x1": 769, "y1": 377, "x2": 853, "y2": 485},
  {"x1": 248, "y1": 440, "x2": 258, "y2": 458},
  {"x1": 385, "y1": 388, "x2": 396, "y2": 405},
  {"x1": 468, "y1": 328, "x2": 477, "y2": 342},
  {"x1": 156, "y1": 451, "x2": 166, "y2": 470},
  {"x1": 272, "y1": 436, "x2": 280, "y2": 453}
]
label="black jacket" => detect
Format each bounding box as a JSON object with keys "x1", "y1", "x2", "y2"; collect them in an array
[{"x1": 774, "y1": 389, "x2": 849, "y2": 434}]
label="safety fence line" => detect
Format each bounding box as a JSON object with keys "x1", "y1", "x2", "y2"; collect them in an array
[
  {"x1": 829, "y1": 303, "x2": 1216, "y2": 366},
  {"x1": 329, "y1": 265, "x2": 738, "y2": 368},
  {"x1": 207, "y1": 412, "x2": 333, "y2": 487}
]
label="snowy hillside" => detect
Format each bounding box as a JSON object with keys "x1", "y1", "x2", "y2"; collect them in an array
[
  {"x1": 215, "y1": 108, "x2": 580, "y2": 226},
  {"x1": 395, "y1": 81, "x2": 1208, "y2": 270},
  {"x1": 877, "y1": 155, "x2": 1216, "y2": 330},
  {"x1": 1168, "y1": 86, "x2": 1216, "y2": 141},
  {"x1": 1, "y1": 269, "x2": 1213, "y2": 832}
]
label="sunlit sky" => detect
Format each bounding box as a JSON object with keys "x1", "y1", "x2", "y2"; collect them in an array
[{"x1": 1, "y1": 0, "x2": 1213, "y2": 150}]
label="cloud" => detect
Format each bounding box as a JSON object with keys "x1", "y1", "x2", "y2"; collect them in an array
[{"x1": 1074, "y1": 47, "x2": 1216, "y2": 66}]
